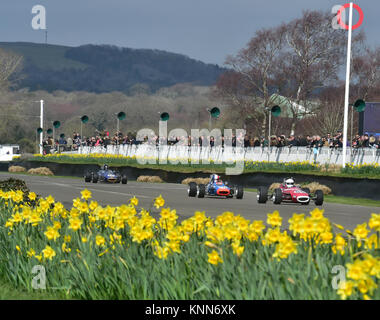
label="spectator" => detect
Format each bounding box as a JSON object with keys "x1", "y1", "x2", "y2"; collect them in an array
[
  {"x1": 210, "y1": 136, "x2": 215, "y2": 147},
  {"x1": 298, "y1": 135, "x2": 308, "y2": 146},
  {"x1": 369, "y1": 135, "x2": 378, "y2": 149},
  {"x1": 244, "y1": 135, "x2": 250, "y2": 148},
  {"x1": 276, "y1": 136, "x2": 284, "y2": 148},
  {"x1": 253, "y1": 137, "x2": 261, "y2": 147},
  {"x1": 66, "y1": 136, "x2": 73, "y2": 150},
  {"x1": 361, "y1": 134, "x2": 369, "y2": 148},
  {"x1": 287, "y1": 135, "x2": 298, "y2": 147},
  {"x1": 58, "y1": 136, "x2": 67, "y2": 145},
  {"x1": 306, "y1": 135, "x2": 313, "y2": 148}
]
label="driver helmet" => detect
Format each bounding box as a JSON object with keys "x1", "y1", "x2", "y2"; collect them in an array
[
  {"x1": 104, "y1": 164, "x2": 109, "y2": 170},
  {"x1": 285, "y1": 178, "x2": 295, "y2": 188},
  {"x1": 212, "y1": 174, "x2": 221, "y2": 183}
]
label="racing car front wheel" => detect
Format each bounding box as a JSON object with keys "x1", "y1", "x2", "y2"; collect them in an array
[
  {"x1": 84, "y1": 172, "x2": 92, "y2": 183},
  {"x1": 314, "y1": 190, "x2": 324, "y2": 206},
  {"x1": 92, "y1": 173, "x2": 99, "y2": 183},
  {"x1": 235, "y1": 185, "x2": 244, "y2": 199},
  {"x1": 188, "y1": 182, "x2": 197, "y2": 197},
  {"x1": 257, "y1": 186, "x2": 268, "y2": 203},
  {"x1": 197, "y1": 184, "x2": 205, "y2": 198},
  {"x1": 121, "y1": 175, "x2": 128, "y2": 184},
  {"x1": 273, "y1": 188, "x2": 282, "y2": 204}
]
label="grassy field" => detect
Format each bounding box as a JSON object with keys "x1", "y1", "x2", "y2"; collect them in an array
[
  {"x1": 0, "y1": 278, "x2": 62, "y2": 300},
  {"x1": 244, "y1": 189, "x2": 380, "y2": 207},
  {"x1": 323, "y1": 195, "x2": 380, "y2": 207},
  {"x1": 0, "y1": 42, "x2": 88, "y2": 71},
  {"x1": 23, "y1": 154, "x2": 380, "y2": 180}
]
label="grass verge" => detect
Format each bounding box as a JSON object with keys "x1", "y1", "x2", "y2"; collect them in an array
[
  {"x1": 24, "y1": 157, "x2": 380, "y2": 180},
  {"x1": 0, "y1": 171, "x2": 82, "y2": 180},
  {"x1": 0, "y1": 278, "x2": 63, "y2": 300},
  {"x1": 245, "y1": 188, "x2": 380, "y2": 207}
]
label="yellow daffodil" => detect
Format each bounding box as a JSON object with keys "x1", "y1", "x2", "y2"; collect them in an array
[
  {"x1": 42, "y1": 245, "x2": 56, "y2": 260},
  {"x1": 154, "y1": 195, "x2": 165, "y2": 209},
  {"x1": 207, "y1": 250, "x2": 223, "y2": 265}
]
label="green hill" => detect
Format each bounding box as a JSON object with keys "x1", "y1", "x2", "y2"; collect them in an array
[
  {"x1": 0, "y1": 42, "x2": 88, "y2": 71},
  {"x1": 0, "y1": 42, "x2": 225, "y2": 93}
]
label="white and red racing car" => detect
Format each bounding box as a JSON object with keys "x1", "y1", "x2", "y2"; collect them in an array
[{"x1": 257, "y1": 178, "x2": 324, "y2": 206}]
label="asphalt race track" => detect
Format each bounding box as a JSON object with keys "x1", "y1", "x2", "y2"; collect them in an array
[{"x1": 1, "y1": 172, "x2": 379, "y2": 230}]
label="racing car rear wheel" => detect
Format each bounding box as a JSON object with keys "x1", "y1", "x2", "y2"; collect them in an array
[
  {"x1": 273, "y1": 188, "x2": 282, "y2": 204},
  {"x1": 257, "y1": 186, "x2": 268, "y2": 203},
  {"x1": 188, "y1": 182, "x2": 197, "y2": 197},
  {"x1": 84, "y1": 172, "x2": 92, "y2": 183},
  {"x1": 314, "y1": 190, "x2": 324, "y2": 206},
  {"x1": 121, "y1": 175, "x2": 128, "y2": 184},
  {"x1": 197, "y1": 184, "x2": 205, "y2": 198},
  {"x1": 92, "y1": 173, "x2": 99, "y2": 183},
  {"x1": 235, "y1": 185, "x2": 244, "y2": 199}
]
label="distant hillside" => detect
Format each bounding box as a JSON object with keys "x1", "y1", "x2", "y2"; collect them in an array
[{"x1": 0, "y1": 42, "x2": 226, "y2": 93}]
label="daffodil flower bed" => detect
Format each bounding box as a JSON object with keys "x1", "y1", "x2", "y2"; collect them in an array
[{"x1": 0, "y1": 189, "x2": 380, "y2": 299}]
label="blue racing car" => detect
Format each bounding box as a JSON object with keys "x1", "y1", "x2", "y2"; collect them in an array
[
  {"x1": 188, "y1": 174, "x2": 243, "y2": 199},
  {"x1": 84, "y1": 165, "x2": 128, "y2": 184}
]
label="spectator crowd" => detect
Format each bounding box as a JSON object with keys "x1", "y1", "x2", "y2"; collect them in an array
[{"x1": 42, "y1": 130, "x2": 380, "y2": 154}]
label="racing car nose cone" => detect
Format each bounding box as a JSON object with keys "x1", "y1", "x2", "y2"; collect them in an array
[
  {"x1": 216, "y1": 188, "x2": 230, "y2": 196},
  {"x1": 297, "y1": 196, "x2": 310, "y2": 203}
]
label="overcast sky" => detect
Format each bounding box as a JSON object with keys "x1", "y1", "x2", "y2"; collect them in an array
[{"x1": 0, "y1": 0, "x2": 378, "y2": 65}]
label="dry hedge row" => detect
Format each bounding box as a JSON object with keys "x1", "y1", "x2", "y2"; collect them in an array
[
  {"x1": 27, "y1": 167, "x2": 54, "y2": 176},
  {"x1": 136, "y1": 176, "x2": 164, "y2": 183},
  {"x1": 181, "y1": 178, "x2": 210, "y2": 185},
  {"x1": 8, "y1": 166, "x2": 26, "y2": 173},
  {"x1": 9, "y1": 165, "x2": 54, "y2": 176}
]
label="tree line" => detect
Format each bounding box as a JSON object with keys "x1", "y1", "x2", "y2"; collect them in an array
[{"x1": 214, "y1": 10, "x2": 380, "y2": 138}]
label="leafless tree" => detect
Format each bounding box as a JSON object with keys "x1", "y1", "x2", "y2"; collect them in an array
[
  {"x1": 215, "y1": 25, "x2": 287, "y2": 136},
  {"x1": 303, "y1": 86, "x2": 345, "y2": 136},
  {"x1": 0, "y1": 48, "x2": 23, "y2": 90},
  {"x1": 274, "y1": 10, "x2": 348, "y2": 135},
  {"x1": 351, "y1": 46, "x2": 380, "y2": 101}
]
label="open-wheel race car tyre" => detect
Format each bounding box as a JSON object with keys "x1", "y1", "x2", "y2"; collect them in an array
[
  {"x1": 84, "y1": 172, "x2": 92, "y2": 183},
  {"x1": 314, "y1": 190, "x2": 324, "y2": 206},
  {"x1": 228, "y1": 186, "x2": 235, "y2": 198},
  {"x1": 302, "y1": 187, "x2": 311, "y2": 195},
  {"x1": 121, "y1": 175, "x2": 128, "y2": 184},
  {"x1": 188, "y1": 182, "x2": 197, "y2": 197},
  {"x1": 197, "y1": 184, "x2": 206, "y2": 198},
  {"x1": 257, "y1": 186, "x2": 268, "y2": 203},
  {"x1": 235, "y1": 185, "x2": 244, "y2": 199},
  {"x1": 273, "y1": 188, "x2": 282, "y2": 204},
  {"x1": 92, "y1": 173, "x2": 99, "y2": 183}
]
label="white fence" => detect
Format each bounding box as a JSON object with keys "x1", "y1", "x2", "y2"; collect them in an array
[{"x1": 76, "y1": 145, "x2": 380, "y2": 166}]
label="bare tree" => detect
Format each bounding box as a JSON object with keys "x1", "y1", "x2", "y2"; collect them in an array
[
  {"x1": 303, "y1": 86, "x2": 345, "y2": 136},
  {"x1": 215, "y1": 25, "x2": 287, "y2": 136},
  {"x1": 274, "y1": 10, "x2": 348, "y2": 135},
  {"x1": 0, "y1": 48, "x2": 23, "y2": 90},
  {"x1": 351, "y1": 46, "x2": 380, "y2": 101}
]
